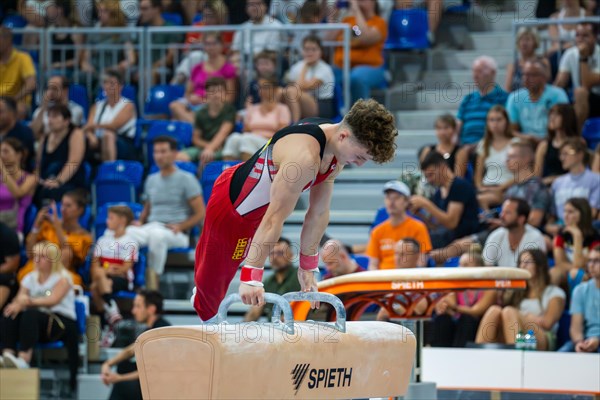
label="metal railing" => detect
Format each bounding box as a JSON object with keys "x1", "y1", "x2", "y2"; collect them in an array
[{"x1": 11, "y1": 23, "x2": 352, "y2": 117}]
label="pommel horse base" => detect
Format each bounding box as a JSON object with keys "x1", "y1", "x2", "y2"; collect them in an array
[{"x1": 135, "y1": 292, "x2": 416, "y2": 399}]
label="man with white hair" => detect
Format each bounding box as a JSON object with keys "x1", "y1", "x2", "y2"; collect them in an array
[
  {"x1": 506, "y1": 58, "x2": 569, "y2": 140},
  {"x1": 456, "y1": 56, "x2": 508, "y2": 146}
]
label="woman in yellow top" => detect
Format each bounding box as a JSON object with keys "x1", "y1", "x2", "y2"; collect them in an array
[
  {"x1": 329, "y1": 0, "x2": 387, "y2": 104},
  {"x1": 18, "y1": 189, "x2": 92, "y2": 286}
]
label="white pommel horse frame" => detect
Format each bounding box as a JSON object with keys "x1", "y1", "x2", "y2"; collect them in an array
[{"x1": 135, "y1": 292, "x2": 417, "y2": 399}]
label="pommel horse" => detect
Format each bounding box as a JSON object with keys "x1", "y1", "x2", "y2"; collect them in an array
[
  {"x1": 135, "y1": 292, "x2": 417, "y2": 400},
  {"x1": 291, "y1": 267, "x2": 531, "y2": 384}
]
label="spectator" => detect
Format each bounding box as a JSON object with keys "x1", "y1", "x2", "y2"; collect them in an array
[
  {"x1": 506, "y1": 58, "x2": 569, "y2": 140},
  {"x1": 593, "y1": 143, "x2": 600, "y2": 173},
  {"x1": 81, "y1": 0, "x2": 136, "y2": 76},
  {"x1": 0, "y1": 222, "x2": 19, "y2": 311},
  {"x1": 246, "y1": 51, "x2": 285, "y2": 106},
  {"x1": 36, "y1": 104, "x2": 86, "y2": 205},
  {"x1": 474, "y1": 106, "x2": 515, "y2": 211},
  {"x1": 366, "y1": 180, "x2": 432, "y2": 269},
  {"x1": 0, "y1": 241, "x2": 79, "y2": 391},
  {"x1": 547, "y1": 0, "x2": 589, "y2": 59},
  {"x1": 321, "y1": 239, "x2": 365, "y2": 279},
  {"x1": 0, "y1": 97, "x2": 35, "y2": 172},
  {"x1": 137, "y1": 0, "x2": 184, "y2": 83},
  {"x1": 127, "y1": 136, "x2": 205, "y2": 290},
  {"x1": 377, "y1": 238, "x2": 426, "y2": 321},
  {"x1": 170, "y1": 32, "x2": 237, "y2": 123},
  {"x1": 90, "y1": 205, "x2": 139, "y2": 332},
  {"x1": 428, "y1": 245, "x2": 497, "y2": 348},
  {"x1": 504, "y1": 140, "x2": 553, "y2": 230},
  {"x1": 456, "y1": 56, "x2": 508, "y2": 146},
  {"x1": 286, "y1": 35, "x2": 336, "y2": 121},
  {"x1": 244, "y1": 238, "x2": 301, "y2": 321},
  {"x1": 551, "y1": 198, "x2": 600, "y2": 287},
  {"x1": 419, "y1": 114, "x2": 467, "y2": 178},
  {"x1": 0, "y1": 138, "x2": 35, "y2": 236},
  {"x1": 185, "y1": 0, "x2": 233, "y2": 51},
  {"x1": 483, "y1": 198, "x2": 546, "y2": 267},
  {"x1": 83, "y1": 69, "x2": 137, "y2": 162},
  {"x1": 550, "y1": 138, "x2": 600, "y2": 227},
  {"x1": 329, "y1": 0, "x2": 387, "y2": 104},
  {"x1": 288, "y1": 1, "x2": 324, "y2": 54},
  {"x1": 0, "y1": 27, "x2": 37, "y2": 119},
  {"x1": 429, "y1": 141, "x2": 552, "y2": 265},
  {"x1": 231, "y1": 0, "x2": 283, "y2": 57},
  {"x1": 176, "y1": 77, "x2": 236, "y2": 166},
  {"x1": 19, "y1": 191, "x2": 92, "y2": 287},
  {"x1": 222, "y1": 76, "x2": 291, "y2": 161},
  {"x1": 505, "y1": 27, "x2": 546, "y2": 92},
  {"x1": 101, "y1": 290, "x2": 170, "y2": 400},
  {"x1": 558, "y1": 244, "x2": 600, "y2": 353},
  {"x1": 554, "y1": 23, "x2": 600, "y2": 127},
  {"x1": 411, "y1": 152, "x2": 480, "y2": 249},
  {"x1": 534, "y1": 103, "x2": 580, "y2": 186},
  {"x1": 30, "y1": 76, "x2": 85, "y2": 140},
  {"x1": 475, "y1": 249, "x2": 565, "y2": 350},
  {"x1": 45, "y1": 1, "x2": 86, "y2": 78}
]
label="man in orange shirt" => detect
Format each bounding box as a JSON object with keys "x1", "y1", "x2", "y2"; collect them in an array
[{"x1": 366, "y1": 180, "x2": 432, "y2": 269}]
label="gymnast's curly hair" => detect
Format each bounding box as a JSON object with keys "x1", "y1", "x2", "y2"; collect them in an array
[{"x1": 343, "y1": 99, "x2": 398, "y2": 163}]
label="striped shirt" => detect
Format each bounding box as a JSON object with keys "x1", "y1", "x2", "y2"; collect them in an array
[{"x1": 457, "y1": 84, "x2": 508, "y2": 145}]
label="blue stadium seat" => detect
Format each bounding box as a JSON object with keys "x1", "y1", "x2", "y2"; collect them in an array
[
  {"x1": 145, "y1": 121, "x2": 193, "y2": 166},
  {"x1": 161, "y1": 12, "x2": 183, "y2": 26},
  {"x1": 92, "y1": 180, "x2": 136, "y2": 214},
  {"x1": 96, "y1": 160, "x2": 144, "y2": 192},
  {"x1": 2, "y1": 13, "x2": 27, "y2": 45},
  {"x1": 444, "y1": 256, "x2": 460, "y2": 267},
  {"x1": 23, "y1": 204, "x2": 38, "y2": 236},
  {"x1": 351, "y1": 254, "x2": 369, "y2": 269},
  {"x1": 582, "y1": 117, "x2": 600, "y2": 150},
  {"x1": 69, "y1": 84, "x2": 89, "y2": 119},
  {"x1": 94, "y1": 202, "x2": 144, "y2": 239},
  {"x1": 171, "y1": 84, "x2": 185, "y2": 99},
  {"x1": 371, "y1": 206, "x2": 388, "y2": 230},
  {"x1": 149, "y1": 160, "x2": 197, "y2": 176},
  {"x1": 200, "y1": 160, "x2": 242, "y2": 204},
  {"x1": 144, "y1": 84, "x2": 179, "y2": 116},
  {"x1": 115, "y1": 250, "x2": 148, "y2": 297},
  {"x1": 556, "y1": 312, "x2": 571, "y2": 350},
  {"x1": 385, "y1": 9, "x2": 430, "y2": 50}
]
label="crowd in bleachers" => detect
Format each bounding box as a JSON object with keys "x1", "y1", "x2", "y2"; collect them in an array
[{"x1": 0, "y1": 0, "x2": 599, "y2": 397}]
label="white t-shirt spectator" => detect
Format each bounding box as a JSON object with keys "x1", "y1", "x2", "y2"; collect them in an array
[
  {"x1": 483, "y1": 224, "x2": 547, "y2": 267},
  {"x1": 558, "y1": 44, "x2": 600, "y2": 95},
  {"x1": 231, "y1": 16, "x2": 283, "y2": 55},
  {"x1": 94, "y1": 231, "x2": 139, "y2": 264},
  {"x1": 519, "y1": 285, "x2": 566, "y2": 333},
  {"x1": 32, "y1": 100, "x2": 85, "y2": 135},
  {"x1": 476, "y1": 141, "x2": 514, "y2": 186},
  {"x1": 287, "y1": 59, "x2": 335, "y2": 100},
  {"x1": 22, "y1": 270, "x2": 76, "y2": 320}
]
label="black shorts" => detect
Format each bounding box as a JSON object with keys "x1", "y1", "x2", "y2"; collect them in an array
[
  {"x1": 109, "y1": 276, "x2": 131, "y2": 293},
  {"x1": 0, "y1": 273, "x2": 16, "y2": 288},
  {"x1": 589, "y1": 91, "x2": 600, "y2": 118}
]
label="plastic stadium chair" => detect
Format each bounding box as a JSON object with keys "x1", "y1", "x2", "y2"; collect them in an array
[
  {"x1": 351, "y1": 254, "x2": 369, "y2": 270},
  {"x1": 582, "y1": 117, "x2": 600, "y2": 150},
  {"x1": 96, "y1": 160, "x2": 144, "y2": 192},
  {"x1": 161, "y1": 12, "x2": 183, "y2": 25},
  {"x1": 69, "y1": 84, "x2": 89, "y2": 119},
  {"x1": 114, "y1": 251, "x2": 148, "y2": 298},
  {"x1": 92, "y1": 180, "x2": 136, "y2": 214},
  {"x1": 200, "y1": 160, "x2": 242, "y2": 204},
  {"x1": 385, "y1": 9, "x2": 430, "y2": 50},
  {"x1": 145, "y1": 120, "x2": 193, "y2": 166},
  {"x1": 150, "y1": 160, "x2": 197, "y2": 176},
  {"x1": 171, "y1": 84, "x2": 185, "y2": 99},
  {"x1": 144, "y1": 85, "x2": 178, "y2": 116}
]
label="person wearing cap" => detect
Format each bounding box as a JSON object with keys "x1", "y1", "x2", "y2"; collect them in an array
[{"x1": 366, "y1": 180, "x2": 432, "y2": 270}]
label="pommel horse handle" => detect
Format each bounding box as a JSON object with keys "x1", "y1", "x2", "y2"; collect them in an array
[
  {"x1": 272, "y1": 292, "x2": 347, "y2": 333},
  {"x1": 217, "y1": 293, "x2": 295, "y2": 334}
]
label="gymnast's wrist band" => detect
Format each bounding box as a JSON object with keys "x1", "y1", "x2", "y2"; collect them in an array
[
  {"x1": 299, "y1": 253, "x2": 320, "y2": 272},
  {"x1": 240, "y1": 265, "x2": 264, "y2": 287}
]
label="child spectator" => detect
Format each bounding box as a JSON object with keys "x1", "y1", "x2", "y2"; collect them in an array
[
  {"x1": 176, "y1": 77, "x2": 236, "y2": 166},
  {"x1": 90, "y1": 205, "x2": 139, "y2": 331},
  {"x1": 474, "y1": 106, "x2": 515, "y2": 211},
  {"x1": 475, "y1": 249, "x2": 566, "y2": 350}
]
